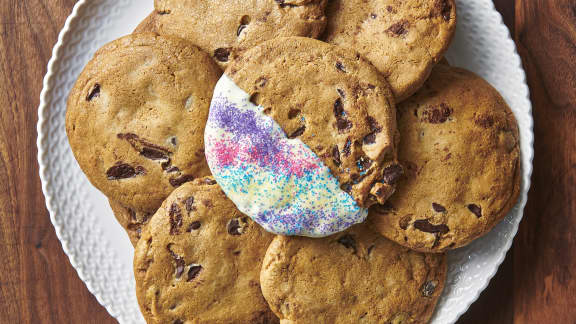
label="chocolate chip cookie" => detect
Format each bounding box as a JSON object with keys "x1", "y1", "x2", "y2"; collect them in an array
[
  {"x1": 66, "y1": 33, "x2": 220, "y2": 212},
  {"x1": 154, "y1": 0, "x2": 328, "y2": 68},
  {"x1": 323, "y1": 0, "x2": 457, "y2": 101},
  {"x1": 134, "y1": 178, "x2": 278, "y2": 323},
  {"x1": 109, "y1": 199, "x2": 152, "y2": 246},
  {"x1": 370, "y1": 64, "x2": 521, "y2": 252},
  {"x1": 225, "y1": 36, "x2": 399, "y2": 208},
  {"x1": 260, "y1": 223, "x2": 447, "y2": 323}
]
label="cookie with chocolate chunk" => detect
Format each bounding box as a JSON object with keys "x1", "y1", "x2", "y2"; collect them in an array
[
  {"x1": 109, "y1": 199, "x2": 152, "y2": 246},
  {"x1": 154, "y1": 0, "x2": 328, "y2": 68},
  {"x1": 323, "y1": 0, "x2": 457, "y2": 101},
  {"x1": 370, "y1": 65, "x2": 521, "y2": 252},
  {"x1": 260, "y1": 223, "x2": 447, "y2": 323},
  {"x1": 66, "y1": 33, "x2": 220, "y2": 212},
  {"x1": 224, "y1": 36, "x2": 399, "y2": 209},
  {"x1": 134, "y1": 178, "x2": 278, "y2": 324}
]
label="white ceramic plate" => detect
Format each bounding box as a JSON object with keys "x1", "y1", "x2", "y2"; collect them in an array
[{"x1": 37, "y1": 1, "x2": 533, "y2": 323}]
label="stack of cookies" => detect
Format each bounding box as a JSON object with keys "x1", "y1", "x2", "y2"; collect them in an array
[{"x1": 66, "y1": 1, "x2": 521, "y2": 323}]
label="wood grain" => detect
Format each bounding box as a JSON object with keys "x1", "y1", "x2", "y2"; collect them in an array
[
  {"x1": 0, "y1": 1, "x2": 115, "y2": 323},
  {"x1": 0, "y1": 0, "x2": 574, "y2": 323}
]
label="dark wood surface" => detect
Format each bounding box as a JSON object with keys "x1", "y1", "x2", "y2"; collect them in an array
[{"x1": 0, "y1": 0, "x2": 574, "y2": 323}]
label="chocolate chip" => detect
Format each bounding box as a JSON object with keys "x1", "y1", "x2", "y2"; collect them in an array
[
  {"x1": 170, "y1": 136, "x2": 178, "y2": 146},
  {"x1": 399, "y1": 215, "x2": 412, "y2": 230},
  {"x1": 203, "y1": 178, "x2": 217, "y2": 185},
  {"x1": 336, "y1": 118, "x2": 353, "y2": 132},
  {"x1": 337, "y1": 88, "x2": 346, "y2": 98},
  {"x1": 357, "y1": 157, "x2": 372, "y2": 171},
  {"x1": 185, "y1": 196, "x2": 195, "y2": 212},
  {"x1": 421, "y1": 280, "x2": 439, "y2": 297},
  {"x1": 421, "y1": 103, "x2": 453, "y2": 123},
  {"x1": 366, "y1": 116, "x2": 382, "y2": 132},
  {"x1": 86, "y1": 84, "x2": 100, "y2": 101},
  {"x1": 288, "y1": 126, "x2": 306, "y2": 139},
  {"x1": 106, "y1": 163, "x2": 144, "y2": 180},
  {"x1": 187, "y1": 221, "x2": 201, "y2": 231},
  {"x1": 288, "y1": 108, "x2": 301, "y2": 119},
  {"x1": 169, "y1": 203, "x2": 183, "y2": 235},
  {"x1": 187, "y1": 265, "x2": 202, "y2": 281},
  {"x1": 214, "y1": 48, "x2": 230, "y2": 62},
  {"x1": 334, "y1": 98, "x2": 344, "y2": 117},
  {"x1": 335, "y1": 61, "x2": 346, "y2": 72},
  {"x1": 173, "y1": 320, "x2": 183, "y2": 324},
  {"x1": 157, "y1": 9, "x2": 171, "y2": 15},
  {"x1": 337, "y1": 235, "x2": 357, "y2": 253},
  {"x1": 432, "y1": 203, "x2": 446, "y2": 213},
  {"x1": 382, "y1": 164, "x2": 403, "y2": 184},
  {"x1": 227, "y1": 219, "x2": 246, "y2": 235},
  {"x1": 363, "y1": 133, "x2": 376, "y2": 144},
  {"x1": 170, "y1": 174, "x2": 195, "y2": 187},
  {"x1": 387, "y1": 5, "x2": 394, "y2": 12},
  {"x1": 165, "y1": 166, "x2": 180, "y2": 173},
  {"x1": 468, "y1": 204, "x2": 482, "y2": 218},
  {"x1": 370, "y1": 13, "x2": 377, "y2": 19},
  {"x1": 174, "y1": 258, "x2": 185, "y2": 279},
  {"x1": 140, "y1": 147, "x2": 169, "y2": 160},
  {"x1": 386, "y1": 20, "x2": 409, "y2": 36},
  {"x1": 255, "y1": 76, "x2": 267, "y2": 88},
  {"x1": 341, "y1": 182, "x2": 353, "y2": 194},
  {"x1": 342, "y1": 139, "x2": 352, "y2": 156},
  {"x1": 436, "y1": 0, "x2": 452, "y2": 21},
  {"x1": 413, "y1": 220, "x2": 449, "y2": 234},
  {"x1": 332, "y1": 145, "x2": 341, "y2": 166}
]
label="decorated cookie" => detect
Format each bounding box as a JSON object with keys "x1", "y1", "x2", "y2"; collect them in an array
[
  {"x1": 205, "y1": 37, "x2": 399, "y2": 237},
  {"x1": 154, "y1": 0, "x2": 328, "y2": 68},
  {"x1": 109, "y1": 199, "x2": 152, "y2": 246},
  {"x1": 370, "y1": 65, "x2": 521, "y2": 252},
  {"x1": 66, "y1": 33, "x2": 220, "y2": 212},
  {"x1": 260, "y1": 223, "x2": 447, "y2": 323},
  {"x1": 134, "y1": 178, "x2": 278, "y2": 324},
  {"x1": 323, "y1": 0, "x2": 457, "y2": 101}
]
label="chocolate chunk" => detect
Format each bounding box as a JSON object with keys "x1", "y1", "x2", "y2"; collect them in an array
[
  {"x1": 337, "y1": 235, "x2": 357, "y2": 253},
  {"x1": 432, "y1": 203, "x2": 446, "y2": 213},
  {"x1": 421, "y1": 103, "x2": 452, "y2": 123},
  {"x1": 332, "y1": 146, "x2": 341, "y2": 166},
  {"x1": 187, "y1": 265, "x2": 202, "y2": 281},
  {"x1": 467, "y1": 204, "x2": 482, "y2": 218},
  {"x1": 227, "y1": 219, "x2": 242, "y2": 235},
  {"x1": 366, "y1": 116, "x2": 382, "y2": 132},
  {"x1": 335, "y1": 61, "x2": 346, "y2": 72},
  {"x1": 165, "y1": 166, "x2": 180, "y2": 173},
  {"x1": 288, "y1": 108, "x2": 301, "y2": 119},
  {"x1": 343, "y1": 139, "x2": 352, "y2": 156},
  {"x1": 214, "y1": 48, "x2": 231, "y2": 62},
  {"x1": 336, "y1": 118, "x2": 353, "y2": 132},
  {"x1": 357, "y1": 156, "x2": 372, "y2": 171},
  {"x1": 169, "y1": 203, "x2": 183, "y2": 235},
  {"x1": 382, "y1": 164, "x2": 403, "y2": 184},
  {"x1": 86, "y1": 84, "x2": 100, "y2": 101},
  {"x1": 334, "y1": 98, "x2": 344, "y2": 117},
  {"x1": 140, "y1": 147, "x2": 169, "y2": 160},
  {"x1": 173, "y1": 320, "x2": 183, "y2": 324},
  {"x1": 421, "y1": 280, "x2": 439, "y2": 297},
  {"x1": 187, "y1": 221, "x2": 201, "y2": 231},
  {"x1": 363, "y1": 132, "x2": 376, "y2": 144},
  {"x1": 170, "y1": 174, "x2": 195, "y2": 187},
  {"x1": 386, "y1": 20, "x2": 409, "y2": 36},
  {"x1": 399, "y1": 215, "x2": 412, "y2": 230},
  {"x1": 185, "y1": 196, "x2": 195, "y2": 212},
  {"x1": 436, "y1": 0, "x2": 452, "y2": 21},
  {"x1": 174, "y1": 258, "x2": 185, "y2": 279},
  {"x1": 288, "y1": 126, "x2": 306, "y2": 139},
  {"x1": 413, "y1": 220, "x2": 449, "y2": 234},
  {"x1": 106, "y1": 163, "x2": 144, "y2": 180}
]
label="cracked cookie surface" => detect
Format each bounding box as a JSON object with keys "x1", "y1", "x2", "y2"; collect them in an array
[
  {"x1": 134, "y1": 178, "x2": 278, "y2": 324},
  {"x1": 370, "y1": 65, "x2": 521, "y2": 252},
  {"x1": 323, "y1": 0, "x2": 457, "y2": 101},
  {"x1": 154, "y1": 0, "x2": 328, "y2": 69},
  {"x1": 260, "y1": 223, "x2": 446, "y2": 324},
  {"x1": 226, "y1": 36, "x2": 399, "y2": 208},
  {"x1": 66, "y1": 33, "x2": 220, "y2": 212}
]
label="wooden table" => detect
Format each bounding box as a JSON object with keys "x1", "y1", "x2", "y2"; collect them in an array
[{"x1": 0, "y1": 0, "x2": 574, "y2": 323}]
